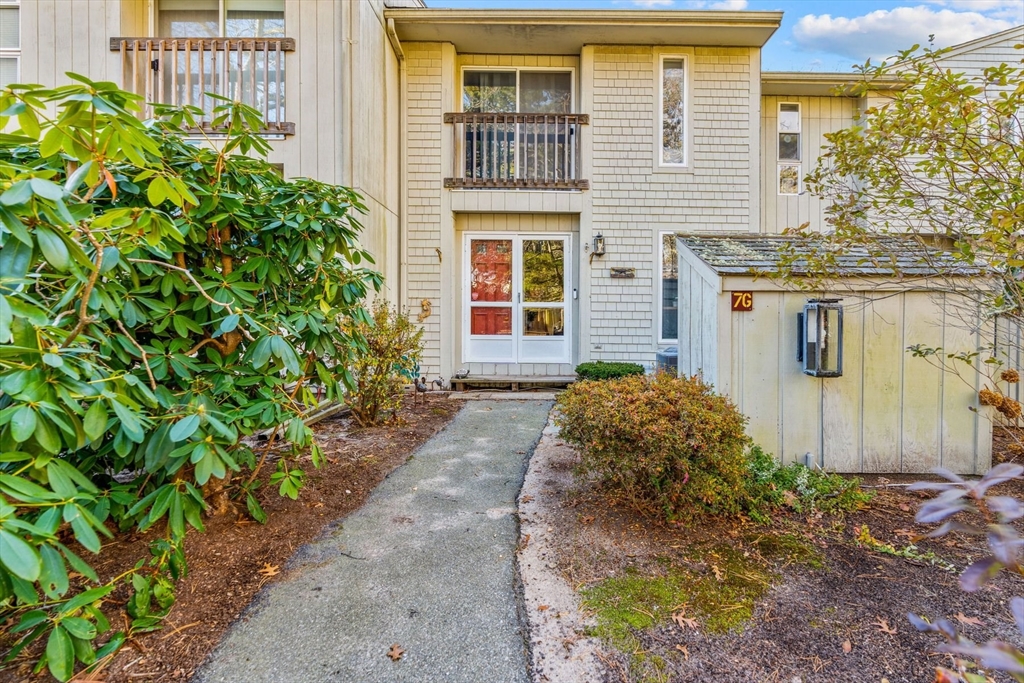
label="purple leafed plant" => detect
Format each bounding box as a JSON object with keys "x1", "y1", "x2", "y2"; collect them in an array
[{"x1": 908, "y1": 463, "x2": 1024, "y2": 682}]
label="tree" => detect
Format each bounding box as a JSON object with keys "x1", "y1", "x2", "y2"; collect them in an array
[
  {"x1": 0, "y1": 76, "x2": 381, "y2": 680},
  {"x1": 787, "y1": 44, "x2": 1024, "y2": 682},
  {"x1": 784, "y1": 43, "x2": 1023, "y2": 358}
]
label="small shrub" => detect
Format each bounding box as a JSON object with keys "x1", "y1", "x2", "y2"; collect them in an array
[
  {"x1": 556, "y1": 373, "x2": 750, "y2": 520},
  {"x1": 344, "y1": 303, "x2": 424, "y2": 427},
  {"x1": 744, "y1": 446, "x2": 872, "y2": 521},
  {"x1": 574, "y1": 361, "x2": 646, "y2": 381}
]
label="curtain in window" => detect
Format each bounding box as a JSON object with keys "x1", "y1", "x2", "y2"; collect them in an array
[
  {"x1": 463, "y1": 71, "x2": 516, "y2": 113},
  {"x1": 226, "y1": 0, "x2": 284, "y2": 37},
  {"x1": 158, "y1": 0, "x2": 218, "y2": 37},
  {"x1": 519, "y1": 72, "x2": 571, "y2": 114},
  {"x1": 0, "y1": 5, "x2": 18, "y2": 49}
]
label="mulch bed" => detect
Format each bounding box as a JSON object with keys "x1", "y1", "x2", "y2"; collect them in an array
[
  {"x1": 0, "y1": 393, "x2": 463, "y2": 683},
  {"x1": 554, "y1": 425, "x2": 1024, "y2": 683}
]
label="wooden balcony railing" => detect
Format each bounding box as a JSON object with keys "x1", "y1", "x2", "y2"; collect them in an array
[
  {"x1": 111, "y1": 37, "x2": 295, "y2": 135},
  {"x1": 444, "y1": 113, "x2": 589, "y2": 190}
]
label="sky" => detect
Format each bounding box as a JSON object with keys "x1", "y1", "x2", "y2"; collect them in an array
[{"x1": 423, "y1": 0, "x2": 1024, "y2": 71}]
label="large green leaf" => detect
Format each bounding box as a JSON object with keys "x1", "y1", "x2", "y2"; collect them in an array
[
  {"x1": 45, "y1": 625, "x2": 74, "y2": 682},
  {"x1": 9, "y1": 404, "x2": 37, "y2": 443},
  {"x1": 0, "y1": 528, "x2": 42, "y2": 581}
]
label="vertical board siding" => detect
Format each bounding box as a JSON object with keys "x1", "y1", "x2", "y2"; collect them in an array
[
  {"x1": 759, "y1": 95, "x2": 857, "y2": 235},
  {"x1": 821, "y1": 296, "x2": 863, "y2": 471},
  {"x1": 678, "y1": 266, "x2": 992, "y2": 472},
  {"x1": 740, "y1": 293, "x2": 782, "y2": 457},
  {"x1": 860, "y1": 294, "x2": 905, "y2": 472},
  {"x1": 900, "y1": 293, "x2": 945, "y2": 472},
  {"x1": 777, "y1": 293, "x2": 821, "y2": 465}
]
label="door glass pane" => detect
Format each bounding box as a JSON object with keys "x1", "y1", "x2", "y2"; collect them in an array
[
  {"x1": 227, "y1": 0, "x2": 284, "y2": 37},
  {"x1": 522, "y1": 240, "x2": 564, "y2": 303},
  {"x1": 471, "y1": 307, "x2": 512, "y2": 336},
  {"x1": 662, "y1": 58, "x2": 685, "y2": 164},
  {"x1": 158, "y1": 0, "x2": 219, "y2": 36},
  {"x1": 524, "y1": 308, "x2": 564, "y2": 337},
  {"x1": 463, "y1": 71, "x2": 516, "y2": 113},
  {"x1": 520, "y1": 71, "x2": 571, "y2": 114},
  {"x1": 470, "y1": 239, "x2": 512, "y2": 302},
  {"x1": 661, "y1": 233, "x2": 677, "y2": 340}
]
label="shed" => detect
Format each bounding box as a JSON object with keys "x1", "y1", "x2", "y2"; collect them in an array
[{"x1": 675, "y1": 233, "x2": 992, "y2": 475}]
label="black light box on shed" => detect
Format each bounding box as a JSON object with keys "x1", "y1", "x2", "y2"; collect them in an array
[{"x1": 797, "y1": 300, "x2": 843, "y2": 377}]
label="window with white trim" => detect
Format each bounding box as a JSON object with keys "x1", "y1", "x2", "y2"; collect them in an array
[
  {"x1": 157, "y1": 0, "x2": 284, "y2": 38},
  {"x1": 659, "y1": 232, "x2": 678, "y2": 342},
  {"x1": 778, "y1": 102, "x2": 801, "y2": 195},
  {"x1": 0, "y1": 0, "x2": 19, "y2": 90},
  {"x1": 659, "y1": 56, "x2": 687, "y2": 166}
]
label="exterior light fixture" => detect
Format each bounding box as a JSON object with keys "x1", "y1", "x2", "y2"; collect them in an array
[
  {"x1": 592, "y1": 233, "x2": 606, "y2": 257},
  {"x1": 797, "y1": 299, "x2": 844, "y2": 377}
]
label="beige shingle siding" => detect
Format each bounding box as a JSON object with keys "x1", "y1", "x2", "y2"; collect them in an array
[
  {"x1": 405, "y1": 42, "x2": 446, "y2": 376},
  {"x1": 587, "y1": 46, "x2": 755, "y2": 364}
]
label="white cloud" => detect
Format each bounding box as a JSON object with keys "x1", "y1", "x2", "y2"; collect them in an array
[
  {"x1": 792, "y1": 6, "x2": 1015, "y2": 63},
  {"x1": 628, "y1": 0, "x2": 674, "y2": 7},
  {"x1": 925, "y1": 0, "x2": 1024, "y2": 21}
]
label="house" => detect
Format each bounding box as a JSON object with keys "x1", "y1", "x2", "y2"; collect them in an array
[
  {"x1": 4, "y1": 2, "x2": 1020, "y2": 470},
  {"x1": 1, "y1": 0, "x2": 412, "y2": 297}
]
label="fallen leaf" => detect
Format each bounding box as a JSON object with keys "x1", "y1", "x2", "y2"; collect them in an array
[
  {"x1": 675, "y1": 644, "x2": 689, "y2": 660},
  {"x1": 521, "y1": 494, "x2": 534, "y2": 503},
  {"x1": 842, "y1": 639, "x2": 852, "y2": 653},
  {"x1": 538, "y1": 605, "x2": 550, "y2": 611},
  {"x1": 874, "y1": 617, "x2": 897, "y2": 635},
  {"x1": 954, "y1": 612, "x2": 984, "y2": 627},
  {"x1": 898, "y1": 503, "x2": 911, "y2": 512},
  {"x1": 782, "y1": 490, "x2": 799, "y2": 508},
  {"x1": 258, "y1": 563, "x2": 279, "y2": 578},
  {"x1": 387, "y1": 643, "x2": 405, "y2": 661},
  {"x1": 672, "y1": 612, "x2": 698, "y2": 630}
]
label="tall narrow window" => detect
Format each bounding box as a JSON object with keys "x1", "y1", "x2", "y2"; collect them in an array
[
  {"x1": 778, "y1": 102, "x2": 801, "y2": 195},
  {"x1": 660, "y1": 57, "x2": 686, "y2": 166},
  {"x1": 0, "y1": 0, "x2": 19, "y2": 89},
  {"x1": 660, "y1": 233, "x2": 678, "y2": 342}
]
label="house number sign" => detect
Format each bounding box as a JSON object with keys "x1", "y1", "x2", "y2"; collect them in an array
[{"x1": 731, "y1": 291, "x2": 753, "y2": 312}]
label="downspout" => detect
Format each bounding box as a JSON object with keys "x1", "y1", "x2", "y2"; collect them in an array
[{"x1": 387, "y1": 18, "x2": 408, "y2": 309}]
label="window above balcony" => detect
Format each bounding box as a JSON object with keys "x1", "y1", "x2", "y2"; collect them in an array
[
  {"x1": 447, "y1": 67, "x2": 588, "y2": 191},
  {"x1": 158, "y1": 0, "x2": 284, "y2": 39},
  {"x1": 112, "y1": 0, "x2": 293, "y2": 136}
]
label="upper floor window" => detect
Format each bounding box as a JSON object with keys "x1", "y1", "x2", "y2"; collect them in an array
[
  {"x1": 462, "y1": 69, "x2": 573, "y2": 113},
  {"x1": 659, "y1": 56, "x2": 687, "y2": 166},
  {"x1": 778, "y1": 102, "x2": 801, "y2": 195},
  {"x1": 0, "y1": 0, "x2": 19, "y2": 90},
  {"x1": 158, "y1": 0, "x2": 284, "y2": 38}
]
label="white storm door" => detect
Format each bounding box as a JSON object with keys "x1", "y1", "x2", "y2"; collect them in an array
[
  {"x1": 517, "y1": 236, "x2": 570, "y2": 364},
  {"x1": 464, "y1": 234, "x2": 571, "y2": 365}
]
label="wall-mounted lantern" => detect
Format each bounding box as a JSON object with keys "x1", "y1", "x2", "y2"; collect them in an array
[
  {"x1": 592, "y1": 233, "x2": 606, "y2": 257},
  {"x1": 797, "y1": 299, "x2": 844, "y2": 377}
]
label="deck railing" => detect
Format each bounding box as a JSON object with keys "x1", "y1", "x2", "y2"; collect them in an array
[
  {"x1": 111, "y1": 37, "x2": 295, "y2": 135},
  {"x1": 444, "y1": 112, "x2": 589, "y2": 190}
]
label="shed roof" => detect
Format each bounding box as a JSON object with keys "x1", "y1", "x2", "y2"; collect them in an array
[{"x1": 676, "y1": 233, "x2": 985, "y2": 278}]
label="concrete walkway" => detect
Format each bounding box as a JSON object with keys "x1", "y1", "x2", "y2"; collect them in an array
[{"x1": 194, "y1": 400, "x2": 552, "y2": 683}]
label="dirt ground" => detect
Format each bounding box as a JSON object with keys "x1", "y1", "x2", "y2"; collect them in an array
[
  {"x1": 552, "y1": 426, "x2": 1024, "y2": 683},
  {"x1": 0, "y1": 393, "x2": 462, "y2": 683}
]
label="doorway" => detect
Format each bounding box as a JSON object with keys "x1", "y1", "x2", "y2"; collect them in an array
[{"x1": 463, "y1": 234, "x2": 571, "y2": 365}]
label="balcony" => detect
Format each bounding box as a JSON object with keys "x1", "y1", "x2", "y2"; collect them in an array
[
  {"x1": 111, "y1": 37, "x2": 295, "y2": 135},
  {"x1": 445, "y1": 113, "x2": 589, "y2": 190}
]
